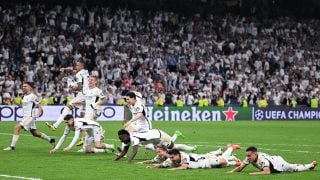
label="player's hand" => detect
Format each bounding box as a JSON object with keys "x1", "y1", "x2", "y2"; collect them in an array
[
  {"x1": 63, "y1": 147, "x2": 71, "y2": 152},
  {"x1": 50, "y1": 148, "x2": 57, "y2": 154}
]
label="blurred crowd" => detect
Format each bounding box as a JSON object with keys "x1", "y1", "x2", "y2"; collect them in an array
[{"x1": 0, "y1": 2, "x2": 320, "y2": 107}]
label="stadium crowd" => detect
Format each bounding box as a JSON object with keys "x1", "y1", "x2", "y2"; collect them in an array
[{"x1": 0, "y1": 2, "x2": 320, "y2": 107}]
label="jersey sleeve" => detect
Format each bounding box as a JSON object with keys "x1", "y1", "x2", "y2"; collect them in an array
[
  {"x1": 133, "y1": 101, "x2": 144, "y2": 113},
  {"x1": 54, "y1": 126, "x2": 70, "y2": 150},
  {"x1": 32, "y1": 94, "x2": 42, "y2": 105}
]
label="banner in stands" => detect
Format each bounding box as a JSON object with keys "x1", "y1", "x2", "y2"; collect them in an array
[
  {"x1": 0, "y1": 105, "x2": 124, "y2": 121},
  {"x1": 253, "y1": 107, "x2": 320, "y2": 120},
  {"x1": 148, "y1": 106, "x2": 252, "y2": 121}
]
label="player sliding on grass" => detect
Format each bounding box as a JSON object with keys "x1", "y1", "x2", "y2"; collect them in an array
[
  {"x1": 146, "y1": 144, "x2": 241, "y2": 170},
  {"x1": 50, "y1": 115, "x2": 114, "y2": 154},
  {"x1": 229, "y1": 146, "x2": 317, "y2": 175},
  {"x1": 115, "y1": 129, "x2": 197, "y2": 162},
  {"x1": 138, "y1": 144, "x2": 223, "y2": 164},
  {"x1": 3, "y1": 82, "x2": 55, "y2": 151}
]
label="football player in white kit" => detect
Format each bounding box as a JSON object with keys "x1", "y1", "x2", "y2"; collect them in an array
[
  {"x1": 229, "y1": 146, "x2": 317, "y2": 175},
  {"x1": 115, "y1": 129, "x2": 197, "y2": 162},
  {"x1": 3, "y1": 82, "x2": 55, "y2": 151},
  {"x1": 50, "y1": 115, "x2": 114, "y2": 154},
  {"x1": 76, "y1": 75, "x2": 107, "y2": 151},
  {"x1": 46, "y1": 59, "x2": 89, "y2": 130},
  {"x1": 147, "y1": 144, "x2": 241, "y2": 170},
  {"x1": 123, "y1": 91, "x2": 151, "y2": 133},
  {"x1": 140, "y1": 144, "x2": 221, "y2": 165},
  {"x1": 84, "y1": 75, "x2": 106, "y2": 121}
]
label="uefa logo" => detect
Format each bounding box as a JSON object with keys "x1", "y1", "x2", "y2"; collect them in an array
[{"x1": 255, "y1": 110, "x2": 264, "y2": 120}]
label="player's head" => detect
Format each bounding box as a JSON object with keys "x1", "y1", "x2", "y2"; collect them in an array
[
  {"x1": 118, "y1": 129, "x2": 130, "y2": 143},
  {"x1": 75, "y1": 59, "x2": 85, "y2": 72},
  {"x1": 22, "y1": 82, "x2": 33, "y2": 94},
  {"x1": 125, "y1": 92, "x2": 137, "y2": 105},
  {"x1": 245, "y1": 146, "x2": 258, "y2": 163},
  {"x1": 89, "y1": 75, "x2": 98, "y2": 88},
  {"x1": 155, "y1": 144, "x2": 168, "y2": 158},
  {"x1": 168, "y1": 149, "x2": 181, "y2": 163},
  {"x1": 64, "y1": 114, "x2": 75, "y2": 127}
]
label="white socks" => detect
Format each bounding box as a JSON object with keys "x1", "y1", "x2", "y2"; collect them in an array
[
  {"x1": 40, "y1": 133, "x2": 51, "y2": 141},
  {"x1": 10, "y1": 135, "x2": 19, "y2": 147}
]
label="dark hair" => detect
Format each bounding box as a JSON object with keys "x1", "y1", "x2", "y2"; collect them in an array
[
  {"x1": 76, "y1": 59, "x2": 85, "y2": 64},
  {"x1": 118, "y1": 129, "x2": 130, "y2": 136},
  {"x1": 246, "y1": 146, "x2": 258, "y2": 152},
  {"x1": 126, "y1": 92, "x2": 136, "y2": 99},
  {"x1": 23, "y1": 82, "x2": 34, "y2": 88},
  {"x1": 155, "y1": 144, "x2": 168, "y2": 151},
  {"x1": 64, "y1": 114, "x2": 74, "y2": 121},
  {"x1": 168, "y1": 149, "x2": 180, "y2": 156}
]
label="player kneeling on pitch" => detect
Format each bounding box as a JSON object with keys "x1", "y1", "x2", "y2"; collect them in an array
[
  {"x1": 147, "y1": 144, "x2": 241, "y2": 170},
  {"x1": 229, "y1": 146, "x2": 317, "y2": 175},
  {"x1": 50, "y1": 115, "x2": 114, "y2": 154}
]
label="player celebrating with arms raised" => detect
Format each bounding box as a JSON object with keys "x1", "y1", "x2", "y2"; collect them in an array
[{"x1": 46, "y1": 59, "x2": 89, "y2": 130}]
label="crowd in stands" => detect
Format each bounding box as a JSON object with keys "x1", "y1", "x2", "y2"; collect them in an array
[{"x1": 0, "y1": 2, "x2": 320, "y2": 107}]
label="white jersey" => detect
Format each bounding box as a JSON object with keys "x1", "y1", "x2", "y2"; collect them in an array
[
  {"x1": 54, "y1": 118, "x2": 102, "y2": 150},
  {"x1": 84, "y1": 87, "x2": 105, "y2": 120},
  {"x1": 75, "y1": 69, "x2": 89, "y2": 95},
  {"x1": 22, "y1": 93, "x2": 41, "y2": 117},
  {"x1": 243, "y1": 152, "x2": 288, "y2": 172},
  {"x1": 162, "y1": 152, "x2": 206, "y2": 167},
  {"x1": 124, "y1": 129, "x2": 172, "y2": 148},
  {"x1": 127, "y1": 99, "x2": 151, "y2": 131}
]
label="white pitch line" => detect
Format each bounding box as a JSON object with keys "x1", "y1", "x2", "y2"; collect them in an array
[{"x1": 0, "y1": 174, "x2": 42, "y2": 180}]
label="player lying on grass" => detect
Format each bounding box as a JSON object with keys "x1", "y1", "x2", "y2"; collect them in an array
[
  {"x1": 146, "y1": 144, "x2": 241, "y2": 170},
  {"x1": 50, "y1": 115, "x2": 114, "y2": 154},
  {"x1": 229, "y1": 146, "x2": 318, "y2": 175},
  {"x1": 115, "y1": 129, "x2": 197, "y2": 162},
  {"x1": 137, "y1": 144, "x2": 223, "y2": 164}
]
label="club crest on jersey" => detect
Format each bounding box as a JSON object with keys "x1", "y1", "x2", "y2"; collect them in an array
[{"x1": 135, "y1": 107, "x2": 140, "y2": 111}]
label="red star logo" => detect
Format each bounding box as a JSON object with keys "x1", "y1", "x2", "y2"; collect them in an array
[{"x1": 223, "y1": 107, "x2": 238, "y2": 121}]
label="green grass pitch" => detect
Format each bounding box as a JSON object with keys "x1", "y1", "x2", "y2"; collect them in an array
[{"x1": 0, "y1": 121, "x2": 319, "y2": 180}]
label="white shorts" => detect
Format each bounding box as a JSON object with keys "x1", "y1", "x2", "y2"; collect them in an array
[
  {"x1": 129, "y1": 120, "x2": 151, "y2": 132},
  {"x1": 270, "y1": 156, "x2": 295, "y2": 172},
  {"x1": 19, "y1": 116, "x2": 36, "y2": 131},
  {"x1": 84, "y1": 126, "x2": 104, "y2": 147},
  {"x1": 188, "y1": 157, "x2": 220, "y2": 169},
  {"x1": 159, "y1": 130, "x2": 173, "y2": 148}
]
